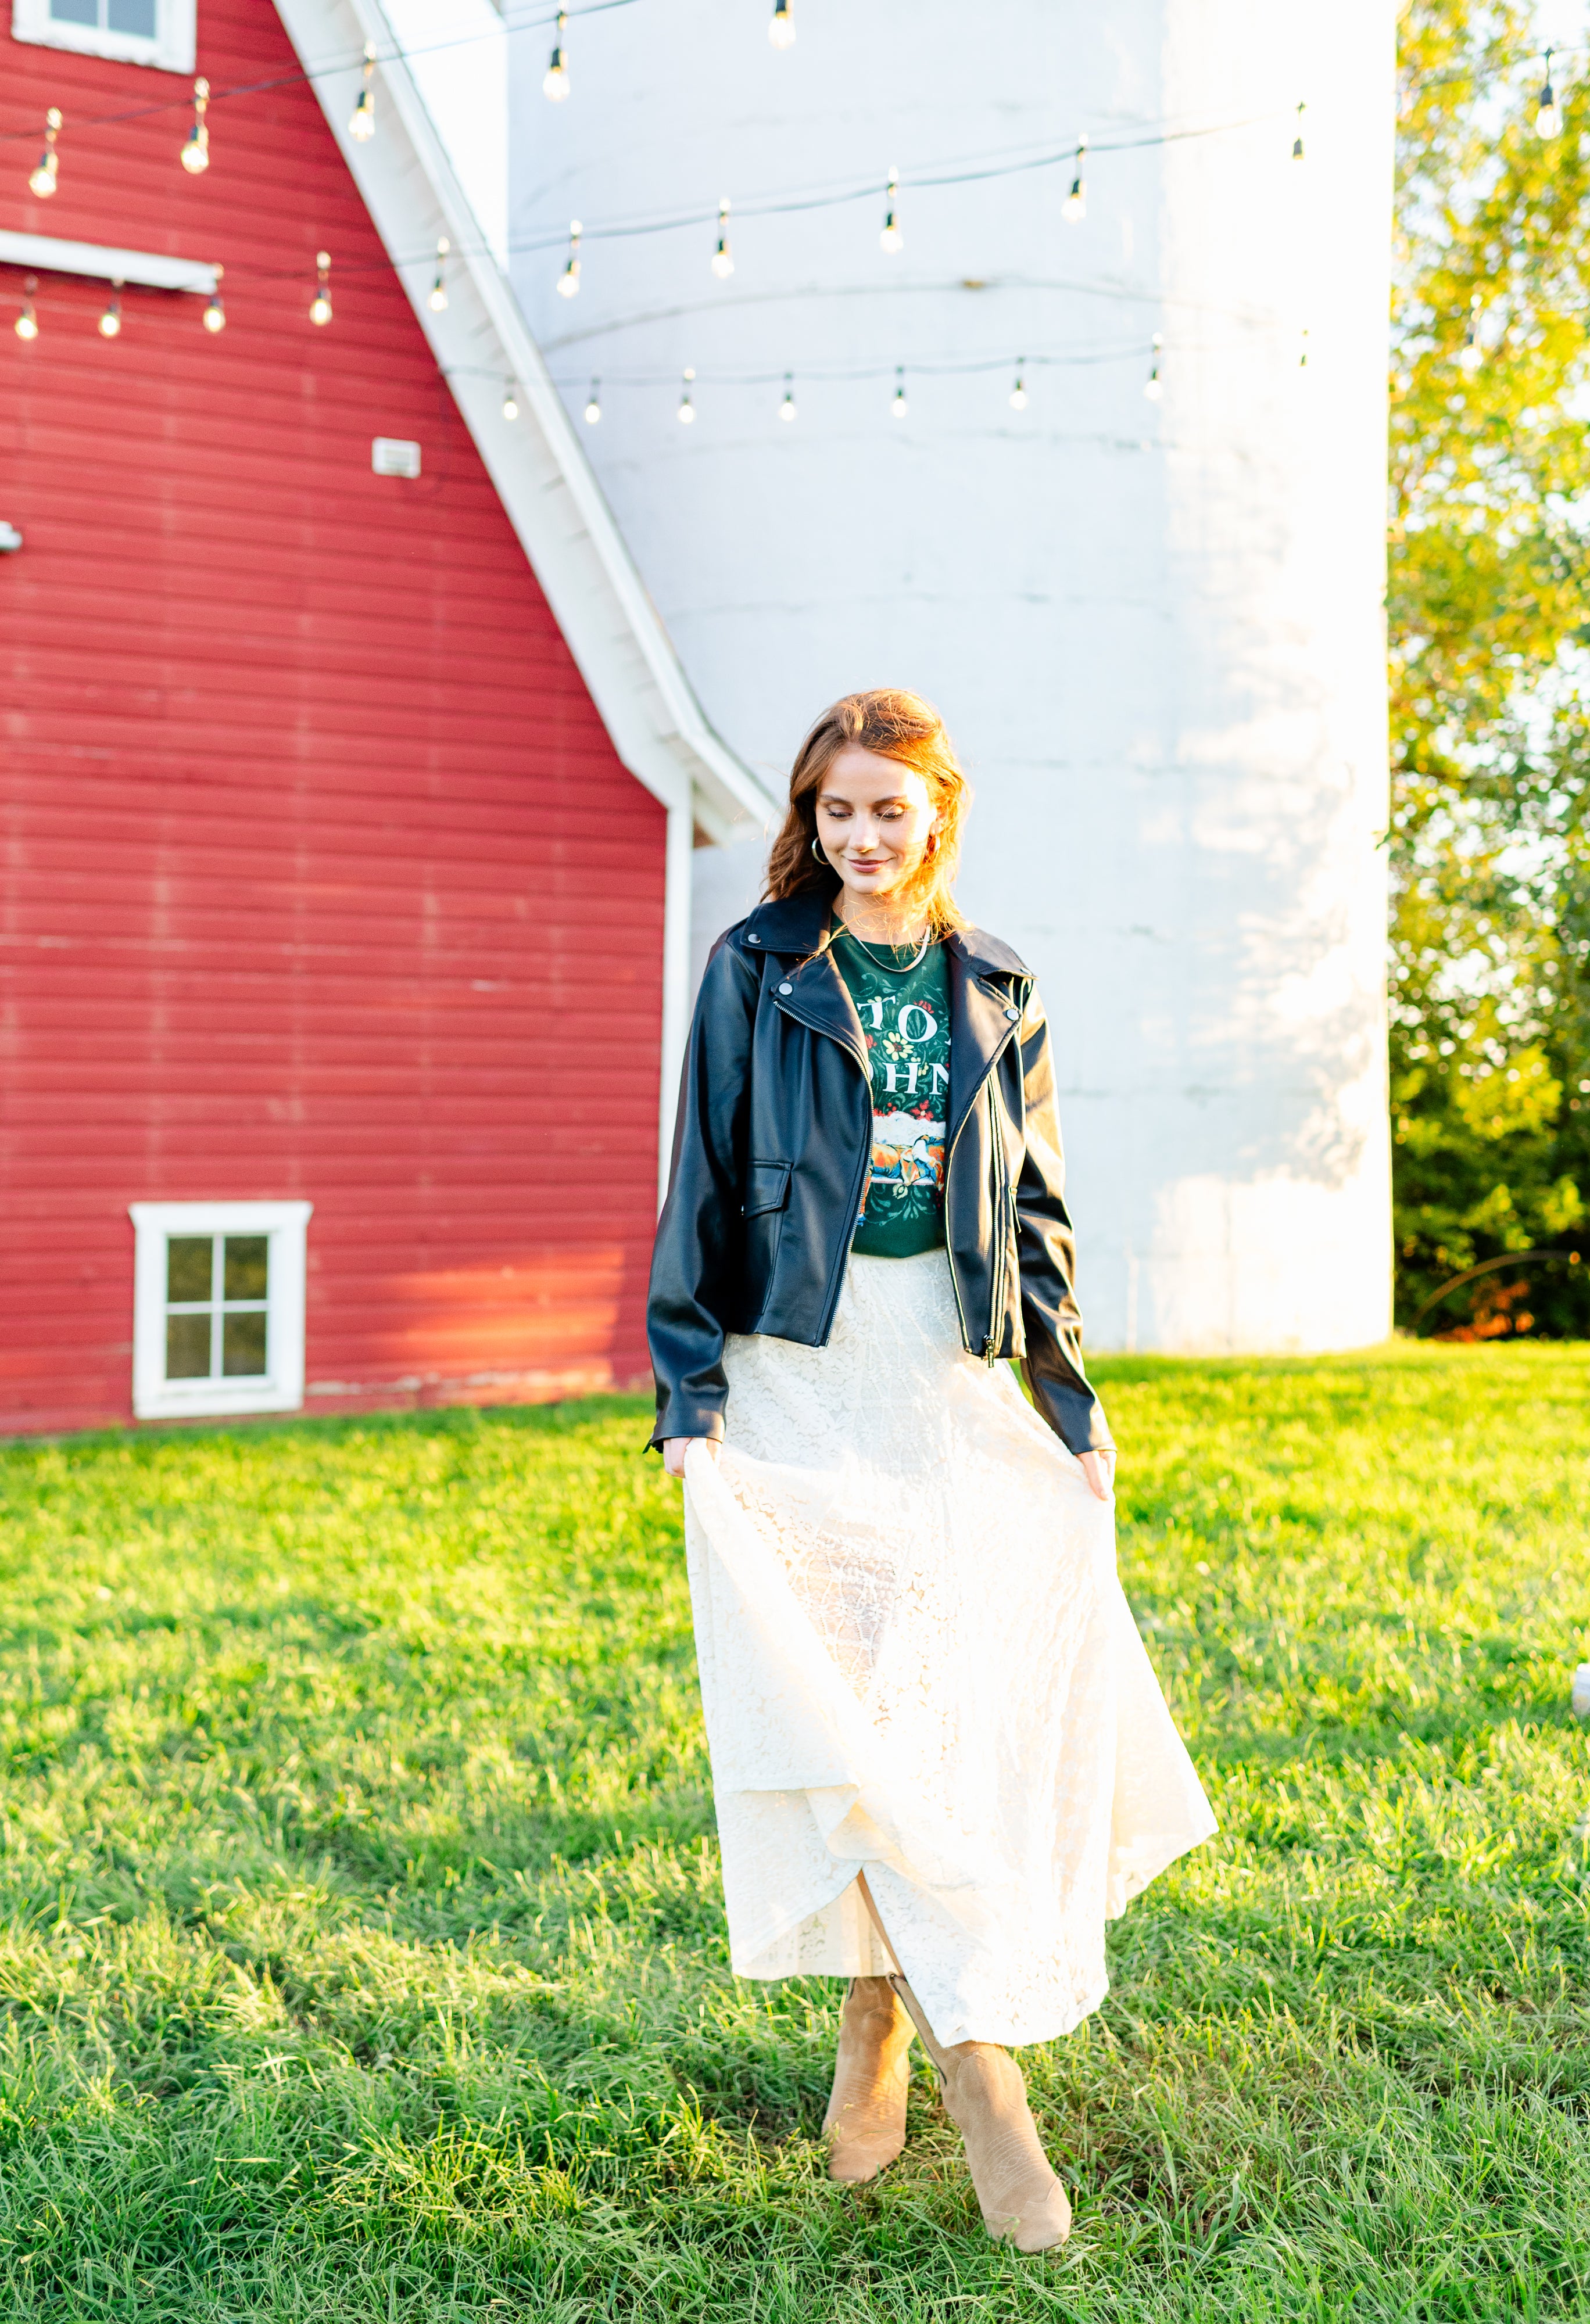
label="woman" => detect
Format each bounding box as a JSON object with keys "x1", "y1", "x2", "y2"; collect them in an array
[{"x1": 648, "y1": 690, "x2": 1214, "y2": 2252}]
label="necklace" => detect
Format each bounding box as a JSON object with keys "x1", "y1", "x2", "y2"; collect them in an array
[{"x1": 835, "y1": 914, "x2": 933, "y2": 974}]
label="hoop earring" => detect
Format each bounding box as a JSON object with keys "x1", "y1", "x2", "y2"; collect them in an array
[{"x1": 811, "y1": 835, "x2": 826, "y2": 864}]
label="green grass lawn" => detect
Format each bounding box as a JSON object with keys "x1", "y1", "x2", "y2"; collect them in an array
[{"x1": 0, "y1": 1346, "x2": 1587, "y2": 2321}]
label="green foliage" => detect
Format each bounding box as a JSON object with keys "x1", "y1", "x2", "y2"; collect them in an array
[
  {"x1": 0, "y1": 1376, "x2": 1587, "y2": 2318},
  {"x1": 1391, "y1": 1, "x2": 1590, "y2": 1330}
]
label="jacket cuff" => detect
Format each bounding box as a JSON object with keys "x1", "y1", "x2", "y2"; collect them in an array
[
  {"x1": 647, "y1": 1401, "x2": 727, "y2": 1454},
  {"x1": 1032, "y1": 1379, "x2": 1113, "y2": 1459}
]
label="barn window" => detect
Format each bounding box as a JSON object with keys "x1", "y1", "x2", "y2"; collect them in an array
[
  {"x1": 11, "y1": 0, "x2": 195, "y2": 72},
  {"x1": 128, "y1": 1202, "x2": 313, "y2": 1421}
]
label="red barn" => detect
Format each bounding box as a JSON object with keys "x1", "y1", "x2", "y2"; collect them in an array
[{"x1": 0, "y1": 0, "x2": 767, "y2": 1435}]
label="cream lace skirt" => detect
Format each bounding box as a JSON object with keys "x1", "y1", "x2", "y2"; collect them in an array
[{"x1": 682, "y1": 1248, "x2": 1217, "y2": 2049}]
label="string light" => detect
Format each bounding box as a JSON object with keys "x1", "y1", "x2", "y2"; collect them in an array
[
  {"x1": 1143, "y1": 332, "x2": 1163, "y2": 400},
  {"x1": 558, "y1": 220, "x2": 581, "y2": 299},
  {"x1": 678, "y1": 367, "x2": 696, "y2": 424},
  {"x1": 428, "y1": 237, "x2": 450, "y2": 312},
  {"x1": 349, "y1": 42, "x2": 377, "y2": 141},
  {"x1": 768, "y1": 0, "x2": 794, "y2": 49},
  {"x1": 1008, "y1": 364, "x2": 1027, "y2": 410},
  {"x1": 1537, "y1": 48, "x2": 1561, "y2": 138},
  {"x1": 1062, "y1": 135, "x2": 1087, "y2": 223},
  {"x1": 502, "y1": 380, "x2": 519, "y2": 419},
  {"x1": 98, "y1": 284, "x2": 123, "y2": 338},
  {"x1": 583, "y1": 377, "x2": 601, "y2": 424},
  {"x1": 310, "y1": 249, "x2": 332, "y2": 325},
  {"x1": 28, "y1": 108, "x2": 62, "y2": 199},
  {"x1": 891, "y1": 366, "x2": 908, "y2": 417},
  {"x1": 181, "y1": 77, "x2": 210, "y2": 174},
  {"x1": 779, "y1": 372, "x2": 797, "y2": 421},
  {"x1": 544, "y1": 10, "x2": 570, "y2": 101},
  {"x1": 712, "y1": 198, "x2": 734, "y2": 279},
  {"x1": 203, "y1": 270, "x2": 226, "y2": 333},
  {"x1": 880, "y1": 167, "x2": 903, "y2": 253},
  {"x1": 15, "y1": 278, "x2": 38, "y2": 341},
  {"x1": 1292, "y1": 101, "x2": 1305, "y2": 160}
]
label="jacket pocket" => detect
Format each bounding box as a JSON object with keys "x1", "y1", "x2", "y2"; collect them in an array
[{"x1": 742, "y1": 1160, "x2": 792, "y2": 1217}]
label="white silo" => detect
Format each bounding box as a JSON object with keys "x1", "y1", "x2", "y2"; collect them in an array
[{"x1": 506, "y1": 0, "x2": 1394, "y2": 1353}]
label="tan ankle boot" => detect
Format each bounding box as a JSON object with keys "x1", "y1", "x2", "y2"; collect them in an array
[
  {"x1": 937, "y1": 2041, "x2": 1072, "y2": 2251},
  {"x1": 883, "y1": 1976, "x2": 1070, "y2": 2251},
  {"x1": 822, "y1": 1976, "x2": 916, "y2": 2181}
]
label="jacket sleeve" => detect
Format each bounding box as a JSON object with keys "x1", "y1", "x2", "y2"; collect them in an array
[
  {"x1": 1013, "y1": 982, "x2": 1113, "y2": 1457},
  {"x1": 646, "y1": 934, "x2": 758, "y2": 1450}
]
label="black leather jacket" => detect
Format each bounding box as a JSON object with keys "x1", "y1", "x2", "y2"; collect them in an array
[{"x1": 646, "y1": 890, "x2": 1111, "y2": 1457}]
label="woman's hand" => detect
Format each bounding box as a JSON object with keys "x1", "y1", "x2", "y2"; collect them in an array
[
  {"x1": 662, "y1": 1437, "x2": 721, "y2": 1480},
  {"x1": 1078, "y1": 1448, "x2": 1116, "y2": 1503}
]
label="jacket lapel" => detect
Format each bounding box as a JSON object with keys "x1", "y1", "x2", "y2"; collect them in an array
[
  {"x1": 776, "y1": 944, "x2": 870, "y2": 1072},
  {"x1": 946, "y1": 936, "x2": 1026, "y2": 1146},
  {"x1": 743, "y1": 891, "x2": 870, "y2": 1070}
]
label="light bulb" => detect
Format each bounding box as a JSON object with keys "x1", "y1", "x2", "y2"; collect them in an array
[
  {"x1": 349, "y1": 42, "x2": 377, "y2": 141},
  {"x1": 1144, "y1": 334, "x2": 1163, "y2": 401},
  {"x1": 181, "y1": 77, "x2": 210, "y2": 174},
  {"x1": 15, "y1": 293, "x2": 38, "y2": 343},
  {"x1": 502, "y1": 383, "x2": 519, "y2": 420},
  {"x1": 203, "y1": 291, "x2": 226, "y2": 333},
  {"x1": 1537, "y1": 49, "x2": 1560, "y2": 136},
  {"x1": 583, "y1": 379, "x2": 601, "y2": 424},
  {"x1": 544, "y1": 12, "x2": 570, "y2": 100},
  {"x1": 428, "y1": 236, "x2": 449, "y2": 313},
  {"x1": 880, "y1": 167, "x2": 903, "y2": 253},
  {"x1": 678, "y1": 368, "x2": 696, "y2": 424},
  {"x1": 98, "y1": 290, "x2": 122, "y2": 338},
  {"x1": 1062, "y1": 135, "x2": 1087, "y2": 223},
  {"x1": 891, "y1": 369, "x2": 908, "y2": 417},
  {"x1": 768, "y1": 0, "x2": 794, "y2": 48},
  {"x1": 28, "y1": 109, "x2": 62, "y2": 199},
  {"x1": 310, "y1": 250, "x2": 332, "y2": 326},
  {"x1": 1008, "y1": 370, "x2": 1027, "y2": 411},
  {"x1": 1292, "y1": 101, "x2": 1305, "y2": 160},
  {"x1": 558, "y1": 221, "x2": 581, "y2": 299},
  {"x1": 712, "y1": 197, "x2": 734, "y2": 278},
  {"x1": 779, "y1": 374, "x2": 796, "y2": 421}
]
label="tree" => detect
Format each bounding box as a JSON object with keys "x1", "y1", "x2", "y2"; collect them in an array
[{"x1": 1391, "y1": 0, "x2": 1590, "y2": 1333}]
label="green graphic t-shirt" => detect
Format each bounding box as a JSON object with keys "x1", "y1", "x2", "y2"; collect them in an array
[{"x1": 830, "y1": 921, "x2": 951, "y2": 1258}]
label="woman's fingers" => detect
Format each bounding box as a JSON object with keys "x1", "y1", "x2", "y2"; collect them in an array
[
  {"x1": 1078, "y1": 1448, "x2": 1116, "y2": 1502},
  {"x1": 662, "y1": 1437, "x2": 719, "y2": 1479}
]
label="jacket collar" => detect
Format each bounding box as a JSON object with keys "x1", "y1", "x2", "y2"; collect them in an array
[{"x1": 740, "y1": 890, "x2": 1030, "y2": 982}]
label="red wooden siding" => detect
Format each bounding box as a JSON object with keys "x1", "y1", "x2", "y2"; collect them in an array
[{"x1": 0, "y1": 2, "x2": 665, "y2": 1433}]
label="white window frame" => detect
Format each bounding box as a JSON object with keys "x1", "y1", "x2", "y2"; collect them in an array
[
  {"x1": 12, "y1": 0, "x2": 195, "y2": 73},
  {"x1": 129, "y1": 1201, "x2": 313, "y2": 1421}
]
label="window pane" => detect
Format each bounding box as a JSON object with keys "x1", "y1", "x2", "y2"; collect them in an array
[
  {"x1": 51, "y1": 0, "x2": 102, "y2": 23},
  {"x1": 166, "y1": 1312, "x2": 212, "y2": 1379},
  {"x1": 223, "y1": 1236, "x2": 269, "y2": 1301},
  {"x1": 166, "y1": 1235, "x2": 213, "y2": 1303},
  {"x1": 222, "y1": 1311, "x2": 268, "y2": 1378},
  {"x1": 107, "y1": 0, "x2": 157, "y2": 28}
]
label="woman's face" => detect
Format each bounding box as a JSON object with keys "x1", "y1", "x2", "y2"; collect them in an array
[{"x1": 815, "y1": 745, "x2": 939, "y2": 905}]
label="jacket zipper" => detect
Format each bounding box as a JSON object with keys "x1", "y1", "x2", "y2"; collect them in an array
[
  {"x1": 984, "y1": 1099, "x2": 1008, "y2": 1362},
  {"x1": 771, "y1": 982, "x2": 873, "y2": 1337},
  {"x1": 943, "y1": 984, "x2": 1022, "y2": 1361}
]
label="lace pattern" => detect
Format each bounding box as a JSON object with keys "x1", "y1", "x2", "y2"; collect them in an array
[{"x1": 683, "y1": 1249, "x2": 1216, "y2": 2049}]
